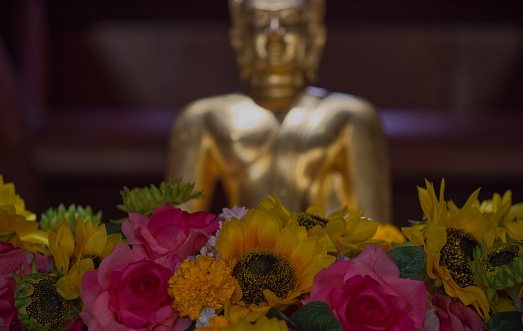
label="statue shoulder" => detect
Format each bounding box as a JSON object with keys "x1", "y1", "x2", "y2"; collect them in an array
[
  {"x1": 303, "y1": 89, "x2": 380, "y2": 130},
  {"x1": 320, "y1": 92, "x2": 378, "y2": 119},
  {"x1": 177, "y1": 93, "x2": 251, "y2": 119}
]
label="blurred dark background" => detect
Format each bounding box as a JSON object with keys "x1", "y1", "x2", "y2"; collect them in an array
[{"x1": 1, "y1": 0, "x2": 523, "y2": 226}]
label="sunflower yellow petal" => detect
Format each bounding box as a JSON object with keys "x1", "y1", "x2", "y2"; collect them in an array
[
  {"x1": 305, "y1": 205, "x2": 326, "y2": 218},
  {"x1": 56, "y1": 276, "x2": 79, "y2": 300},
  {"x1": 291, "y1": 236, "x2": 319, "y2": 271},
  {"x1": 218, "y1": 220, "x2": 245, "y2": 261},
  {"x1": 100, "y1": 233, "x2": 125, "y2": 256},
  {"x1": 76, "y1": 220, "x2": 107, "y2": 255},
  {"x1": 257, "y1": 215, "x2": 279, "y2": 249},
  {"x1": 55, "y1": 220, "x2": 75, "y2": 256},
  {"x1": 73, "y1": 258, "x2": 95, "y2": 291},
  {"x1": 323, "y1": 218, "x2": 347, "y2": 242},
  {"x1": 274, "y1": 223, "x2": 298, "y2": 257}
]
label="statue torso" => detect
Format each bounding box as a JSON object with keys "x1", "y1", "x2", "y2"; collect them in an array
[{"x1": 179, "y1": 87, "x2": 377, "y2": 212}]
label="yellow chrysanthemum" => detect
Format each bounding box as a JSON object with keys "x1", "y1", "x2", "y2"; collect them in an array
[
  {"x1": 195, "y1": 315, "x2": 230, "y2": 331},
  {"x1": 195, "y1": 315, "x2": 287, "y2": 331},
  {"x1": 168, "y1": 255, "x2": 235, "y2": 321},
  {"x1": 0, "y1": 176, "x2": 47, "y2": 252},
  {"x1": 402, "y1": 179, "x2": 493, "y2": 320},
  {"x1": 217, "y1": 207, "x2": 335, "y2": 323},
  {"x1": 47, "y1": 218, "x2": 125, "y2": 300}
]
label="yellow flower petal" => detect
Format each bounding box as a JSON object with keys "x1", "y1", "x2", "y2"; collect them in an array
[{"x1": 56, "y1": 276, "x2": 79, "y2": 300}]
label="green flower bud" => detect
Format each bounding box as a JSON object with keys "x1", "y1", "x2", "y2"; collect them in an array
[
  {"x1": 40, "y1": 204, "x2": 102, "y2": 232},
  {"x1": 117, "y1": 179, "x2": 203, "y2": 216}
]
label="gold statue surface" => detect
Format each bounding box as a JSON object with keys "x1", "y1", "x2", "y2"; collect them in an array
[{"x1": 166, "y1": 0, "x2": 392, "y2": 222}]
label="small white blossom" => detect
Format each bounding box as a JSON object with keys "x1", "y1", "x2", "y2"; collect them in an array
[
  {"x1": 336, "y1": 253, "x2": 351, "y2": 262},
  {"x1": 220, "y1": 205, "x2": 249, "y2": 221},
  {"x1": 200, "y1": 206, "x2": 249, "y2": 259},
  {"x1": 196, "y1": 306, "x2": 217, "y2": 328}
]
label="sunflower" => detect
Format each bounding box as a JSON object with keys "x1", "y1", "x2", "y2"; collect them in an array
[
  {"x1": 258, "y1": 195, "x2": 346, "y2": 253},
  {"x1": 468, "y1": 190, "x2": 523, "y2": 241},
  {"x1": 402, "y1": 179, "x2": 494, "y2": 320},
  {"x1": 0, "y1": 175, "x2": 35, "y2": 220},
  {"x1": 471, "y1": 235, "x2": 523, "y2": 291},
  {"x1": 14, "y1": 270, "x2": 80, "y2": 331},
  {"x1": 0, "y1": 176, "x2": 48, "y2": 252},
  {"x1": 217, "y1": 207, "x2": 335, "y2": 323},
  {"x1": 0, "y1": 205, "x2": 47, "y2": 253},
  {"x1": 258, "y1": 195, "x2": 396, "y2": 257},
  {"x1": 47, "y1": 218, "x2": 125, "y2": 300}
]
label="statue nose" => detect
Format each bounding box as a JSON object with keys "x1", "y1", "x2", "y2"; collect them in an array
[{"x1": 268, "y1": 14, "x2": 286, "y2": 35}]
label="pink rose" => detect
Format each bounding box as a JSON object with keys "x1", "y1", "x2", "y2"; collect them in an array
[
  {"x1": 0, "y1": 243, "x2": 50, "y2": 330},
  {"x1": 432, "y1": 294, "x2": 486, "y2": 331},
  {"x1": 80, "y1": 243, "x2": 191, "y2": 331},
  {"x1": 0, "y1": 243, "x2": 50, "y2": 276},
  {"x1": 307, "y1": 244, "x2": 426, "y2": 331},
  {"x1": 0, "y1": 275, "x2": 16, "y2": 331},
  {"x1": 122, "y1": 205, "x2": 220, "y2": 270}
]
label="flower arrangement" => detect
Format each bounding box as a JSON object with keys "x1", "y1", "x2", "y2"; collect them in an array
[{"x1": 0, "y1": 174, "x2": 522, "y2": 330}]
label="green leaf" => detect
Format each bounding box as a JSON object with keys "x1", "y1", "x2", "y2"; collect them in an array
[
  {"x1": 292, "y1": 301, "x2": 343, "y2": 331},
  {"x1": 268, "y1": 307, "x2": 299, "y2": 330},
  {"x1": 388, "y1": 245, "x2": 425, "y2": 281},
  {"x1": 486, "y1": 311, "x2": 523, "y2": 331}
]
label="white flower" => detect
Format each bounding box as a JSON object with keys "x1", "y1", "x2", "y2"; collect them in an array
[
  {"x1": 220, "y1": 205, "x2": 249, "y2": 221},
  {"x1": 200, "y1": 206, "x2": 249, "y2": 258},
  {"x1": 195, "y1": 306, "x2": 217, "y2": 327}
]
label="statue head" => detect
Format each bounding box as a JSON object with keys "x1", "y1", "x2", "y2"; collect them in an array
[{"x1": 228, "y1": 0, "x2": 326, "y2": 92}]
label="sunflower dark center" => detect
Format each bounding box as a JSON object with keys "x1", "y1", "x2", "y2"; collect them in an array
[
  {"x1": 232, "y1": 249, "x2": 297, "y2": 306},
  {"x1": 480, "y1": 244, "x2": 519, "y2": 272},
  {"x1": 69, "y1": 253, "x2": 102, "y2": 269},
  {"x1": 296, "y1": 212, "x2": 328, "y2": 230},
  {"x1": 439, "y1": 228, "x2": 479, "y2": 288},
  {"x1": 26, "y1": 277, "x2": 70, "y2": 330}
]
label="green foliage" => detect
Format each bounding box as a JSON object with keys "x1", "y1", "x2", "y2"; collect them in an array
[
  {"x1": 388, "y1": 245, "x2": 426, "y2": 281},
  {"x1": 486, "y1": 311, "x2": 523, "y2": 331},
  {"x1": 268, "y1": 307, "x2": 298, "y2": 330},
  {"x1": 292, "y1": 301, "x2": 343, "y2": 331},
  {"x1": 117, "y1": 179, "x2": 203, "y2": 217}
]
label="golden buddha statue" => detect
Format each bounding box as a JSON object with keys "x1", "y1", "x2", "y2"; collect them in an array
[{"x1": 166, "y1": 0, "x2": 392, "y2": 222}]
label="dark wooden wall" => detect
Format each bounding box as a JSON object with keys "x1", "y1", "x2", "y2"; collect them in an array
[{"x1": 1, "y1": 0, "x2": 523, "y2": 225}]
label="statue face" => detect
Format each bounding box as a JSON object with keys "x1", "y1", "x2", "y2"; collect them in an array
[{"x1": 233, "y1": 0, "x2": 312, "y2": 88}]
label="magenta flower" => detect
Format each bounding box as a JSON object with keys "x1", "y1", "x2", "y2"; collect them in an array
[
  {"x1": 432, "y1": 294, "x2": 486, "y2": 331},
  {"x1": 307, "y1": 244, "x2": 426, "y2": 331},
  {"x1": 80, "y1": 243, "x2": 192, "y2": 331},
  {"x1": 122, "y1": 205, "x2": 220, "y2": 271}
]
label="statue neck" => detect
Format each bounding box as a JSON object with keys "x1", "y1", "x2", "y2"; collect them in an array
[{"x1": 248, "y1": 73, "x2": 306, "y2": 113}]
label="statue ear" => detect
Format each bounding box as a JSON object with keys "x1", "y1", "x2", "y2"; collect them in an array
[
  {"x1": 229, "y1": 28, "x2": 251, "y2": 80},
  {"x1": 305, "y1": 26, "x2": 326, "y2": 82}
]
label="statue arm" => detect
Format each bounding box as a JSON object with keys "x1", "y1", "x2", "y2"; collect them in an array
[
  {"x1": 165, "y1": 105, "x2": 219, "y2": 212},
  {"x1": 318, "y1": 94, "x2": 392, "y2": 222},
  {"x1": 344, "y1": 100, "x2": 392, "y2": 223}
]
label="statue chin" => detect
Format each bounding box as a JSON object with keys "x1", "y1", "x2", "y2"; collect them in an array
[{"x1": 166, "y1": 0, "x2": 392, "y2": 223}]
